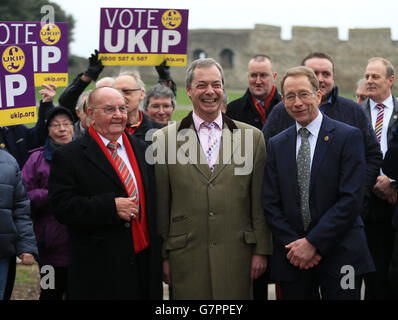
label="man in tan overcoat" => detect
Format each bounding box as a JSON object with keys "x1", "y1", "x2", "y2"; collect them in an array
[{"x1": 152, "y1": 58, "x2": 273, "y2": 299}]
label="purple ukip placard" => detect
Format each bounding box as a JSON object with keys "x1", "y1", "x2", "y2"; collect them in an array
[
  {"x1": 0, "y1": 43, "x2": 37, "y2": 126},
  {"x1": 0, "y1": 21, "x2": 68, "y2": 86},
  {"x1": 99, "y1": 8, "x2": 189, "y2": 66}
]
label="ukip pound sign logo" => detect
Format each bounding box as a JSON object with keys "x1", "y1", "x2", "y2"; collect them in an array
[
  {"x1": 2, "y1": 46, "x2": 25, "y2": 73},
  {"x1": 161, "y1": 10, "x2": 182, "y2": 29},
  {"x1": 40, "y1": 23, "x2": 61, "y2": 45}
]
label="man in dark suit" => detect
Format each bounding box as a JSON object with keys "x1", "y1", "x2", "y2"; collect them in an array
[
  {"x1": 262, "y1": 66, "x2": 375, "y2": 299},
  {"x1": 362, "y1": 57, "x2": 398, "y2": 299},
  {"x1": 48, "y1": 87, "x2": 162, "y2": 299},
  {"x1": 262, "y1": 53, "x2": 382, "y2": 217},
  {"x1": 226, "y1": 54, "x2": 281, "y2": 131}
]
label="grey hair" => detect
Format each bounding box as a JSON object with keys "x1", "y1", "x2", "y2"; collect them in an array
[
  {"x1": 185, "y1": 58, "x2": 225, "y2": 89},
  {"x1": 143, "y1": 84, "x2": 176, "y2": 111},
  {"x1": 96, "y1": 77, "x2": 115, "y2": 88},
  {"x1": 368, "y1": 57, "x2": 395, "y2": 78},
  {"x1": 75, "y1": 90, "x2": 92, "y2": 112},
  {"x1": 356, "y1": 78, "x2": 366, "y2": 89},
  {"x1": 118, "y1": 70, "x2": 145, "y2": 89}
]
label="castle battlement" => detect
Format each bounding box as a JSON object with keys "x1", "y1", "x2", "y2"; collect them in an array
[{"x1": 137, "y1": 24, "x2": 398, "y2": 92}]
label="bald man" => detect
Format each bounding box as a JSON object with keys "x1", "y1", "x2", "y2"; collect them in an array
[{"x1": 49, "y1": 87, "x2": 162, "y2": 299}]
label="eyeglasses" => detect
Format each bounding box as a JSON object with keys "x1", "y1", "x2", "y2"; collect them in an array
[
  {"x1": 95, "y1": 106, "x2": 128, "y2": 114},
  {"x1": 284, "y1": 91, "x2": 317, "y2": 104},
  {"x1": 49, "y1": 122, "x2": 73, "y2": 129},
  {"x1": 121, "y1": 88, "x2": 141, "y2": 96},
  {"x1": 355, "y1": 94, "x2": 368, "y2": 101},
  {"x1": 148, "y1": 104, "x2": 173, "y2": 110}
]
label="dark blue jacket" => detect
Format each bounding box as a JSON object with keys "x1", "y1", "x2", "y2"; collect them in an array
[
  {"x1": 262, "y1": 115, "x2": 375, "y2": 281},
  {"x1": 262, "y1": 86, "x2": 382, "y2": 211},
  {"x1": 226, "y1": 87, "x2": 282, "y2": 130},
  {"x1": 0, "y1": 101, "x2": 53, "y2": 168},
  {"x1": 0, "y1": 148, "x2": 38, "y2": 259}
]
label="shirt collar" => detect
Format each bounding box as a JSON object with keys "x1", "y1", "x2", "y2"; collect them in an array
[
  {"x1": 296, "y1": 111, "x2": 323, "y2": 137},
  {"x1": 98, "y1": 132, "x2": 124, "y2": 150},
  {"x1": 369, "y1": 94, "x2": 393, "y2": 110},
  {"x1": 192, "y1": 110, "x2": 223, "y2": 132}
]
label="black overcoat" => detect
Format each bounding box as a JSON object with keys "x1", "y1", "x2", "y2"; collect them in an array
[{"x1": 48, "y1": 131, "x2": 162, "y2": 300}]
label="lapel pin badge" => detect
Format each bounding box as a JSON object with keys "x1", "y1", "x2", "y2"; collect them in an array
[{"x1": 324, "y1": 136, "x2": 329, "y2": 142}]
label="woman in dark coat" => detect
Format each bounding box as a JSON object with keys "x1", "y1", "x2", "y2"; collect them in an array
[{"x1": 22, "y1": 107, "x2": 74, "y2": 300}]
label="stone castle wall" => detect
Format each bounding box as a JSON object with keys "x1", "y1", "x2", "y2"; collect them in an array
[{"x1": 136, "y1": 24, "x2": 398, "y2": 93}]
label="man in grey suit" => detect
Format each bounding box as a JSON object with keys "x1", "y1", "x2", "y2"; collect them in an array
[{"x1": 362, "y1": 57, "x2": 398, "y2": 299}]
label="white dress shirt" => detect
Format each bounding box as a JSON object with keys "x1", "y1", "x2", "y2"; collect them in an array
[
  {"x1": 369, "y1": 95, "x2": 394, "y2": 157},
  {"x1": 295, "y1": 112, "x2": 323, "y2": 169},
  {"x1": 192, "y1": 111, "x2": 223, "y2": 160},
  {"x1": 98, "y1": 133, "x2": 139, "y2": 198}
]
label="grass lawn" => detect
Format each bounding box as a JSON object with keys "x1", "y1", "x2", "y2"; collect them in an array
[{"x1": 172, "y1": 109, "x2": 191, "y2": 121}]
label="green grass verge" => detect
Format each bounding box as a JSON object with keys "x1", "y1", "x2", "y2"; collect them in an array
[
  {"x1": 171, "y1": 109, "x2": 191, "y2": 121},
  {"x1": 15, "y1": 264, "x2": 40, "y2": 284}
]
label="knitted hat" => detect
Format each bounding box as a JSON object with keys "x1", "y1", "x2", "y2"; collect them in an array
[{"x1": 45, "y1": 107, "x2": 74, "y2": 131}]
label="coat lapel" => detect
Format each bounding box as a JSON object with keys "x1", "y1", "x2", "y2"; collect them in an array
[
  {"x1": 177, "y1": 123, "x2": 211, "y2": 180},
  {"x1": 210, "y1": 126, "x2": 240, "y2": 181},
  {"x1": 387, "y1": 96, "x2": 398, "y2": 142},
  {"x1": 81, "y1": 133, "x2": 126, "y2": 192},
  {"x1": 176, "y1": 112, "x2": 240, "y2": 181},
  {"x1": 284, "y1": 127, "x2": 300, "y2": 201},
  {"x1": 364, "y1": 99, "x2": 372, "y2": 121},
  {"x1": 310, "y1": 116, "x2": 335, "y2": 193},
  {"x1": 128, "y1": 134, "x2": 149, "y2": 192}
]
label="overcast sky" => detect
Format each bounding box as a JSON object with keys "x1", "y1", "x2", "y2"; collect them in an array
[{"x1": 51, "y1": 0, "x2": 398, "y2": 58}]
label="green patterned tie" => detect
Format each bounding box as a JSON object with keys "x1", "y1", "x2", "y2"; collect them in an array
[{"x1": 297, "y1": 128, "x2": 312, "y2": 230}]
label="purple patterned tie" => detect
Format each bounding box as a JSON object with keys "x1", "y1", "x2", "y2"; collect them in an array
[
  {"x1": 375, "y1": 104, "x2": 385, "y2": 142},
  {"x1": 202, "y1": 122, "x2": 220, "y2": 172}
]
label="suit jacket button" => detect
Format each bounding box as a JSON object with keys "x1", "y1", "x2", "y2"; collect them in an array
[{"x1": 125, "y1": 222, "x2": 130, "y2": 228}]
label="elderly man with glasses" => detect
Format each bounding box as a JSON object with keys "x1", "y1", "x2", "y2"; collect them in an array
[
  {"x1": 262, "y1": 66, "x2": 375, "y2": 300},
  {"x1": 113, "y1": 71, "x2": 163, "y2": 142},
  {"x1": 49, "y1": 87, "x2": 162, "y2": 300}
]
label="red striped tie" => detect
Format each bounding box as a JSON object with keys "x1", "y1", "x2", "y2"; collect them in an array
[
  {"x1": 107, "y1": 141, "x2": 140, "y2": 209},
  {"x1": 375, "y1": 103, "x2": 385, "y2": 142}
]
